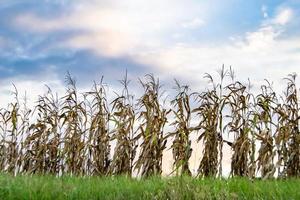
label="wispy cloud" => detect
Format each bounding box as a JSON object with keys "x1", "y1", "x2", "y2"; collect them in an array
[
  {"x1": 132, "y1": 6, "x2": 300, "y2": 91},
  {"x1": 13, "y1": 0, "x2": 208, "y2": 58},
  {"x1": 273, "y1": 7, "x2": 293, "y2": 25},
  {"x1": 181, "y1": 18, "x2": 205, "y2": 29},
  {"x1": 1, "y1": 0, "x2": 300, "y2": 93}
]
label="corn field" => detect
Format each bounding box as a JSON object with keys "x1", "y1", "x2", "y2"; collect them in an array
[{"x1": 0, "y1": 69, "x2": 300, "y2": 179}]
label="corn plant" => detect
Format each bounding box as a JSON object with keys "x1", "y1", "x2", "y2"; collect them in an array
[
  {"x1": 168, "y1": 80, "x2": 193, "y2": 176},
  {"x1": 0, "y1": 70, "x2": 299, "y2": 179},
  {"x1": 3, "y1": 86, "x2": 31, "y2": 174},
  {"x1": 22, "y1": 87, "x2": 60, "y2": 174},
  {"x1": 60, "y1": 73, "x2": 87, "y2": 175},
  {"x1": 86, "y1": 77, "x2": 111, "y2": 176},
  {"x1": 109, "y1": 74, "x2": 137, "y2": 176},
  {"x1": 275, "y1": 74, "x2": 300, "y2": 177},
  {"x1": 0, "y1": 108, "x2": 8, "y2": 170},
  {"x1": 5, "y1": 94, "x2": 20, "y2": 173},
  {"x1": 225, "y1": 81, "x2": 253, "y2": 177},
  {"x1": 194, "y1": 89, "x2": 219, "y2": 177},
  {"x1": 193, "y1": 67, "x2": 227, "y2": 177},
  {"x1": 134, "y1": 74, "x2": 169, "y2": 177},
  {"x1": 252, "y1": 81, "x2": 277, "y2": 179}
]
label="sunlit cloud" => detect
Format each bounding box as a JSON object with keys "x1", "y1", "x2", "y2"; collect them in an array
[
  {"x1": 0, "y1": 0, "x2": 297, "y2": 98},
  {"x1": 273, "y1": 7, "x2": 293, "y2": 25},
  {"x1": 132, "y1": 6, "x2": 300, "y2": 92},
  {"x1": 14, "y1": 0, "x2": 208, "y2": 58}
]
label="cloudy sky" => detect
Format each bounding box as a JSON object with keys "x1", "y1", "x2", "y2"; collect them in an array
[{"x1": 0, "y1": 0, "x2": 300, "y2": 106}]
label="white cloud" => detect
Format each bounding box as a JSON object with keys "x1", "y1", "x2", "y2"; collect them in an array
[
  {"x1": 15, "y1": 14, "x2": 62, "y2": 32},
  {"x1": 0, "y1": 66, "x2": 65, "y2": 108},
  {"x1": 132, "y1": 6, "x2": 300, "y2": 92},
  {"x1": 0, "y1": 78, "x2": 65, "y2": 109},
  {"x1": 13, "y1": 2, "x2": 299, "y2": 89},
  {"x1": 11, "y1": 2, "x2": 300, "y2": 93},
  {"x1": 14, "y1": 0, "x2": 207, "y2": 57},
  {"x1": 181, "y1": 18, "x2": 205, "y2": 29},
  {"x1": 242, "y1": 26, "x2": 280, "y2": 51},
  {"x1": 273, "y1": 7, "x2": 293, "y2": 25}
]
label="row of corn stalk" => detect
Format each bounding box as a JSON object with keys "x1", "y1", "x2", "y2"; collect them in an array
[{"x1": 0, "y1": 71, "x2": 299, "y2": 178}]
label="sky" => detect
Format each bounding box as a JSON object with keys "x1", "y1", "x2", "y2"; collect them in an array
[{"x1": 0, "y1": 0, "x2": 300, "y2": 105}]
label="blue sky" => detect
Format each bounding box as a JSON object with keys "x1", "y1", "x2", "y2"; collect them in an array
[{"x1": 0, "y1": 0, "x2": 300, "y2": 105}]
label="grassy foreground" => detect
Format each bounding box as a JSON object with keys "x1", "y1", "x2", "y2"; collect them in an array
[{"x1": 0, "y1": 174, "x2": 299, "y2": 200}]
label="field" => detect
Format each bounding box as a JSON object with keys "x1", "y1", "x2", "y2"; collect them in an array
[
  {"x1": 0, "y1": 174, "x2": 299, "y2": 200},
  {"x1": 0, "y1": 70, "x2": 300, "y2": 199},
  {"x1": 1, "y1": 0, "x2": 300, "y2": 199}
]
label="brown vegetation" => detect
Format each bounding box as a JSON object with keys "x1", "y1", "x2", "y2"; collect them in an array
[{"x1": 0, "y1": 70, "x2": 299, "y2": 178}]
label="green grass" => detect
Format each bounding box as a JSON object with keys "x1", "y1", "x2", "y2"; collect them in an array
[{"x1": 0, "y1": 174, "x2": 299, "y2": 200}]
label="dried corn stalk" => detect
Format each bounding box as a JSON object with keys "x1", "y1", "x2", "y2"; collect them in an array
[
  {"x1": 193, "y1": 67, "x2": 227, "y2": 177},
  {"x1": 135, "y1": 74, "x2": 169, "y2": 177},
  {"x1": 168, "y1": 80, "x2": 193, "y2": 176},
  {"x1": 275, "y1": 74, "x2": 300, "y2": 178},
  {"x1": 225, "y1": 82, "x2": 253, "y2": 177},
  {"x1": 252, "y1": 82, "x2": 276, "y2": 179},
  {"x1": 109, "y1": 74, "x2": 137, "y2": 175},
  {"x1": 86, "y1": 78, "x2": 111, "y2": 176},
  {"x1": 60, "y1": 73, "x2": 87, "y2": 175}
]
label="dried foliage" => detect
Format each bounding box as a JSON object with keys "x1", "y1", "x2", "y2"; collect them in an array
[
  {"x1": 193, "y1": 67, "x2": 227, "y2": 177},
  {"x1": 168, "y1": 80, "x2": 193, "y2": 176},
  {"x1": 109, "y1": 74, "x2": 137, "y2": 176},
  {"x1": 194, "y1": 89, "x2": 220, "y2": 177},
  {"x1": 60, "y1": 73, "x2": 87, "y2": 175},
  {"x1": 0, "y1": 70, "x2": 299, "y2": 179},
  {"x1": 86, "y1": 78, "x2": 111, "y2": 176},
  {"x1": 275, "y1": 74, "x2": 300, "y2": 178},
  {"x1": 252, "y1": 81, "x2": 277, "y2": 179},
  {"x1": 134, "y1": 74, "x2": 169, "y2": 177},
  {"x1": 225, "y1": 81, "x2": 253, "y2": 177},
  {"x1": 23, "y1": 88, "x2": 60, "y2": 174}
]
